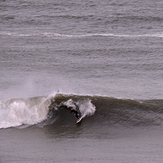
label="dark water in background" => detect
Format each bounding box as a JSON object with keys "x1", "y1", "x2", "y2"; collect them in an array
[
  {"x1": 0, "y1": 0, "x2": 163, "y2": 99},
  {"x1": 0, "y1": 0, "x2": 163, "y2": 162}
]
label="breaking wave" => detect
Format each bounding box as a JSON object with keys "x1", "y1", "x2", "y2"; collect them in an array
[{"x1": 0, "y1": 93, "x2": 162, "y2": 129}]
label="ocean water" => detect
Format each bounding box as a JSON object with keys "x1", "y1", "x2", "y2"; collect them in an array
[{"x1": 0, "y1": 0, "x2": 163, "y2": 162}]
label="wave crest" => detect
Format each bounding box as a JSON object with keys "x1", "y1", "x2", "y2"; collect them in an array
[{"x1": 0, "y1": 93, "x2": 162, "y2": 129}]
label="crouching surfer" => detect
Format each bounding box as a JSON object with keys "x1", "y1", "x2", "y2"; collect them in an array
[
  {"x1": 68, "y1": 107, "x2": 81, "y2": 119},
  {"x1": 68, "y1": 107, "x2": 82, "y2": 123}
]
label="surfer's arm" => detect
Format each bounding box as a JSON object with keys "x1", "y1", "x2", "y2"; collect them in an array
[{"x1": 71, "y1": 110, "x2": 77, "y2": 114}]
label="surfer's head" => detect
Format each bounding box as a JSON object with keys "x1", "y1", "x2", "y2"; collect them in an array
[{"x1": 68, "y1": 107, "x2": 73, "y2": 110}]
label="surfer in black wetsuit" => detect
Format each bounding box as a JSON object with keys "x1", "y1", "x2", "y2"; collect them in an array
[{"x1": 68, "y1": 107, "x2": 81, "y2": 119}]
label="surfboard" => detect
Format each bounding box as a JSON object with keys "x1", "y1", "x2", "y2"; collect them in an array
[{"x1": 76, "y1": 117, "x2": 83, "y2": 124}]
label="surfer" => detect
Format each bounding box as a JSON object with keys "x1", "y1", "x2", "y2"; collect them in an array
[{"x1": 68, "y1": 107, "x2": 81, "y2": 120}]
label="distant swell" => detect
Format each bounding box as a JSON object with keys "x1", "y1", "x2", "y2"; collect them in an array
[
  {"x1": 1, "y1": 32, "x2": 163, "y2": 38},
  {"x1": 0, "y1": 93, "x2": 162, "y2": 129}
]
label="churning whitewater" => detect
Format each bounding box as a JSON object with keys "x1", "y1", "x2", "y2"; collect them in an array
[
  {"x1": 0, "y1": 96, "x2": 50, "y2": 128},
  {"x1": 0, "y1": 93, "x2": 96, "y2": 128}
]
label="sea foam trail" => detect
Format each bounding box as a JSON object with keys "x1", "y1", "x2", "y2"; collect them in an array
[{"x1": 1, "y1": 32, "x2": 163, "y2": 38}]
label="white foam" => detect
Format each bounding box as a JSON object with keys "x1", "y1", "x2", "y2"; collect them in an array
[
  {"x1": 1, "y1": 31, "x2": 162, "y2": 38},
  {"x1": 77, "y1": 99, "x2": 96, "y2": 118},
  {"x1": 62, "y1": 98, "x2": 96, "y2": 118},
  {"x1": 0, "y1": 97, "x2": 51, "y2": 129}
]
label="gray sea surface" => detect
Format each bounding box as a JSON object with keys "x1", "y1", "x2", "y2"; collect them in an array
[
  {"x1": 0, "y1": 0, "x2": 163, "y2": 162},
  {"x1": 0, "y1": 0, "x2": 163, "y2": 100}
]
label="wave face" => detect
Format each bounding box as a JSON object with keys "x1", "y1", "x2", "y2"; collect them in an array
[
  {"x1": 0, "y1": 93, "x2": 162, "y2": 129},
  {"x1": 48, "y1": 94, "x2": 163, "y2": 127}
]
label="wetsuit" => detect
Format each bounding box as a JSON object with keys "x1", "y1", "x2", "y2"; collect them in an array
[{"x1": 70, "y1": 109, "x2": 81, "y2": 119}]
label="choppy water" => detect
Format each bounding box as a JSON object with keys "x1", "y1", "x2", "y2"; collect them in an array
[
  {"x1": 1, "y1": 0, "x2": 163, "y2": 100},
  {"x1": 0, "y1": 0, "x2": 163, "y2": 162}
]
